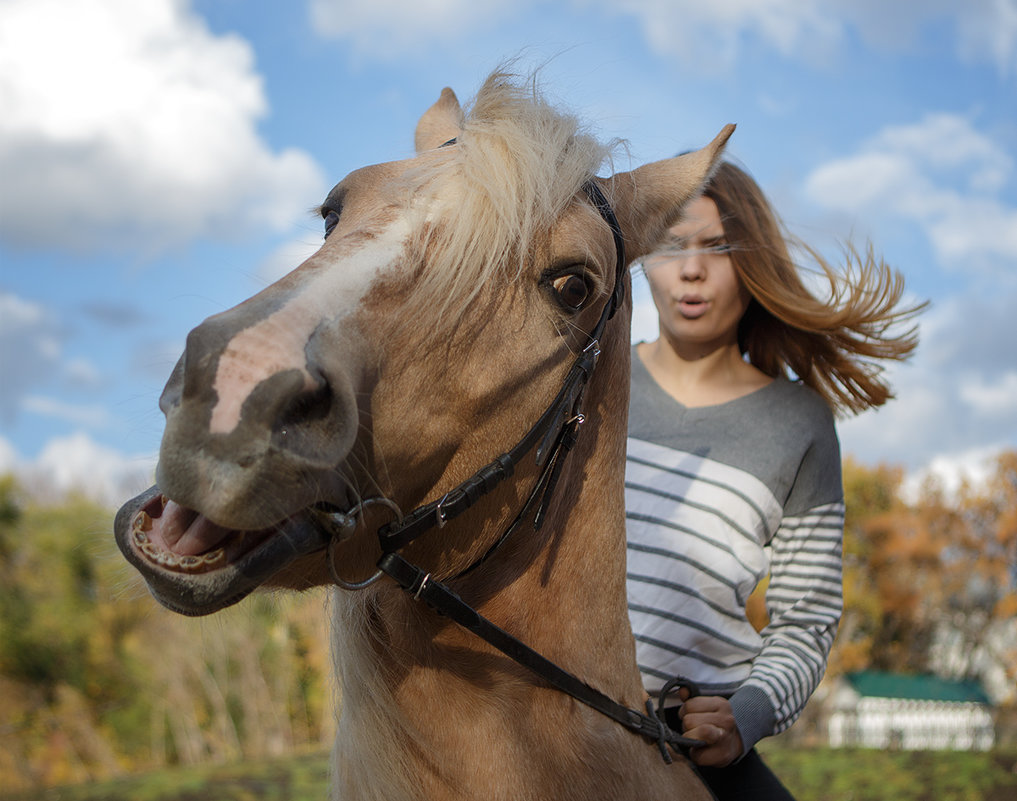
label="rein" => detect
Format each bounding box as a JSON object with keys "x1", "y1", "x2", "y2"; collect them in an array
[{"x1": 364, "y1": 178, "x2": 703, "y2": 763}]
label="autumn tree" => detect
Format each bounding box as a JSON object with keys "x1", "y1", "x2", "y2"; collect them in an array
[
  {"x1": 830, "y1": 452, "x2": 1017, "y2": 700},
  {"x1": 0, "y1": 476, "x2": 333, "y2": 793},
  {"x1": 831, "y1": 457, "x2": 906, "y2": 675}
]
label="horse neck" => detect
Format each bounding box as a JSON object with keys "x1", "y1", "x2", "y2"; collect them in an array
[{"x1": 330, "y1": 316, "x2": 660, "y2": 801}]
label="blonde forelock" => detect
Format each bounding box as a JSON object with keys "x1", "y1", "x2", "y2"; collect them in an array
[{"x1": 404, "y1": 69, "x2": 616, "y2": 324}]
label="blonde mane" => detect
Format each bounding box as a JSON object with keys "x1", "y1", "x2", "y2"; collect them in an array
[
  {"x1": 331, "y1": 591, "x2": 420, "y2": 801},
  {"x1": 406, "y1": 70, "x2": 617, "y2": 321}
]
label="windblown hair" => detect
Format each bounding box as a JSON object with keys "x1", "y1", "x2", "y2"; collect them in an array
[
  {"x1": 407, "y1": 69, "x2": 616, "y2": 320},
  {"x1": 701, "y1": 161, "x2": 926, "y2": 416}
]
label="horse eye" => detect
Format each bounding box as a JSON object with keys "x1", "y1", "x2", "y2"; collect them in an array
[
  {"x1": 551, "y1": 274, "x2": 591, "y2": 311},
  {"x1": 323, "y1": 209, "x2": 340, "y2": 240}
]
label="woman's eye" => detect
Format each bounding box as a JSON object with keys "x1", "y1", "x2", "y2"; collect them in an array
[
  {"x1": 323, "y1": 209, "x2": 340, "y2": 240},
  {"x1": 551, "y1": 274, "x2": 591, "y2": 311}
]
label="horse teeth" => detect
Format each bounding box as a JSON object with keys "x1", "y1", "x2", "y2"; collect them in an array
[
  {"x1": 138, "y1": 538, "x2": 226, "y2": 573},
  {"x1": 133, "y1": 510, "x2": 153, "y2": 533},
  {"x1": 158, "y1": 550, "x2": 179, "y2": 567}
]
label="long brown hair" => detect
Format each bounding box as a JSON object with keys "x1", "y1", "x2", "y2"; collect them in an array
[{"x1": 703, "y1": 161, "x2": 926, "y2": 416}]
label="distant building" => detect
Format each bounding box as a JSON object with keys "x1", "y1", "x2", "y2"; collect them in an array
[{"x1": 828, "y1": 671, "x2": 995, "y2": 751}]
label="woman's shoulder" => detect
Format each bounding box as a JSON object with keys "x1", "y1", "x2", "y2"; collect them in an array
[
  {"x1": 743, "y1": 378, "x2": 840, "y2": 463},
  {"x1": 758, "y1": 377, "x2": 836, "y2": 425}
]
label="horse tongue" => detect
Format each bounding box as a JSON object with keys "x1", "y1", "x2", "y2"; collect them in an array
[{"x1": 161, "y1": 499, "x2": 234, "y2": 556}]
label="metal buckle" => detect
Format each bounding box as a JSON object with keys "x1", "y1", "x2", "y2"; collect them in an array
[
  {"x1": 327, "y1": 496, "x2": 403, "y2": 590},
  {"x1": 412, "y1": 572, "x2": 431, "y2": 601},
  {"x1": 434, "y1": 492, "x2": 450, "y2": 528}
]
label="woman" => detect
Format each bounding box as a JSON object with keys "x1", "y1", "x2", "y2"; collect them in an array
[{"x1": 626, "y1": 161, "x2": 923, "y2": 798}]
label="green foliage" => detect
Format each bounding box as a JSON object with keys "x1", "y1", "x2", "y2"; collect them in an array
[
  {"x1": 3, "y1": 452, "x2": 1016, "y2": 793},
  {"x1": 0, "y1": 489, "x2": 137, "y2": 697},
  {"x1": 1, "y1": 748, "x2": 1015, "y2": 801},
  {"x1": 0, "y1": 476, "x2": 332, "y2": 793},
  {"x1": 0, "y1": 751, "x2": 330, "y2": 801},
  {"x1": 759, "y1": 745, "x2": 1017, "y2": 801}
]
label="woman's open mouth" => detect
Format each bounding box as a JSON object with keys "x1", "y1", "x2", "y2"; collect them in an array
[{"x1": 677, "y1": 296, "x2": 709, "y2": 318}]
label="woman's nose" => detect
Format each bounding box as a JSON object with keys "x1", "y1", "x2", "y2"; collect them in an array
[{"x1": 679, "y1": 252, "x2": 706, "y2": 280}]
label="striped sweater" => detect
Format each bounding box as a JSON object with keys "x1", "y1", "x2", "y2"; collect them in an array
[{"x1": 626, "y1": 350, "x2": 844, "y2": 753}]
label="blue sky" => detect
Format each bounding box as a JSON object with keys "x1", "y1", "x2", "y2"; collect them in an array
[{"x1": 1, "y1": 0, "x2": 1015, "y2": 505}]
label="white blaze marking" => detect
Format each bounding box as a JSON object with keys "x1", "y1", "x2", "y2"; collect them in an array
[{"x1": 209, "y1": 217, "x2": 411, "y2": 435}]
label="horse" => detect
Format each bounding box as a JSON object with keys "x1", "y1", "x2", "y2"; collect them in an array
[{"x1": 114, "y1": 69, "x2": 733, "y2": 801}]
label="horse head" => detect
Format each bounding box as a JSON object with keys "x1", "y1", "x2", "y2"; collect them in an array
[{"x1": 114, "y1": 72, "x2": 732, "y2": 624}]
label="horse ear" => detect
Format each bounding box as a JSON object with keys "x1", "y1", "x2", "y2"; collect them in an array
[
  {"x1": 608, "y1": 124, "x2": 736, "y2": 263},
  {"x1": 415, "y1": 88, "x2": 464, "y2": 153}
]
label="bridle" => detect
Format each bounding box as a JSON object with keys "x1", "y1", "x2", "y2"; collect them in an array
[{"x1": 335, "y1": 176, "x2": 703, "y2": 763}]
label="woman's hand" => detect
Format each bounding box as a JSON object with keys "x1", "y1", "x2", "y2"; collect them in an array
[{"x1": 678, "y1": 692, "x2": 743, "y2": 767}]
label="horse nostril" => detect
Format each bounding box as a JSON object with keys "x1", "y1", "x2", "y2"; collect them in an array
[
  {"x1": 270, "y1": 378, "x2": 340, "y2": 461},
  {"x1": 276, "y1": 380, "x2": 333, "y2": 431}
]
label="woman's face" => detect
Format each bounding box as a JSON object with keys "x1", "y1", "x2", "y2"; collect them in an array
[{"x1": 643, "y1": 195, "x2": 751, "y2": 356}]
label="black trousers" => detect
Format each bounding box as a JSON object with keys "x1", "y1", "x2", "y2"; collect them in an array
[{"x1": 694, "y1": 749, "x2": 796, "y2": 801}]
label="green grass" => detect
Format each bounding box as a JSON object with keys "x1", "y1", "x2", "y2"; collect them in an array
[
  {"x1": 760, "y1": 745, "x2": 1017, "y2": 801},
  {"x1": 2, "y1": 747, "x2": 1015, "y2": 800},
  {"x1": 0, "y1": 751, "x2": 330, "y2": 801}
]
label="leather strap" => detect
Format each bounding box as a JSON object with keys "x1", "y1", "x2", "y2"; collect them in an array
[
  {"x1": 377, "y1": 552, "x2": 705, "y2": 761},
  {"x1": 377, "y1": 340, "x2": 600, "y2": 553}
]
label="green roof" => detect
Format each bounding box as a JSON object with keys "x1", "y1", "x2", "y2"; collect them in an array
[{"x1": 846, "y1": 671, "x2": 991, "y2": 705}]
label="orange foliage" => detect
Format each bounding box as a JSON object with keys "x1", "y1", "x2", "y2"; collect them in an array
[{"x1": 830, "y1": 450, "x2": 1017, "y2": 692}]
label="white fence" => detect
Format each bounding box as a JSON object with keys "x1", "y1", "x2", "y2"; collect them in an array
[{"x1": 828, "y1": 697, "x2": 995, "y2": 751}]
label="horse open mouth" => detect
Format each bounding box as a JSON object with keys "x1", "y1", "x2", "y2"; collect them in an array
[
  {"x1": 114, "y1": 485, "x2": 333, "y2": 616},
  {"x1": 129, "y1": 492, "x2": 276, "y2": 574}
]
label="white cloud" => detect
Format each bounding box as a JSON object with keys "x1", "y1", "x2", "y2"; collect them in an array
[
  {"x1": 0, "y1": 437, "x2": 18, "y2": 475},
  {"x1": 947, "y1": 0, "x2": 1017, "y2": 76},
  {"x1": 837, "y1": 292, "x2": 1017, "y2": 477},
  {"x1": 0, "y1": 291, "x2": 117, "y2": 430},
  {"x1": 12, "y1": 432, "x2": 156, "y2": 509},
  {"x1": 308, "y1": 0, "x2": 527, "y2": 55},
  {"x1": 0, "y1": 0, "x2": 324, "y2": 253},
  {"x1": 22, "y1": 396, "x2": 113, "y2": 429},
  {"x1": 0, "y1": 292, "x2": 62, "y2": 423},
  {"x1": 899, "y1": 444, "x2": 1005, "y2": 504},
  {"x1": 611, "y1": 0, "x2": 1017, "y2": 74},
  {"x1": 629, "y1": 267, "x2": 660, "y2": 344},
  {"x1": 959, "y1": 371, "x2": 1017, "y2": 416},
  {"x1": 64, "y1": 358, "x2": 104, "y2": 391},
  {"x1": 827, "y1": 0, "x2": 1016, "y2": 75},
  {"x1": 307, "y1": 0, "x2": 1017, "y2": 75},
  {"x1": 871, "y1": 113, "x2": 1013, "y2": 180},
  {"x1": 614, "y1": 0, "x2": 841, "y2": 69},
  {"x1": 804, "y1": 113, "x2": 1017, "y2": 270}
]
